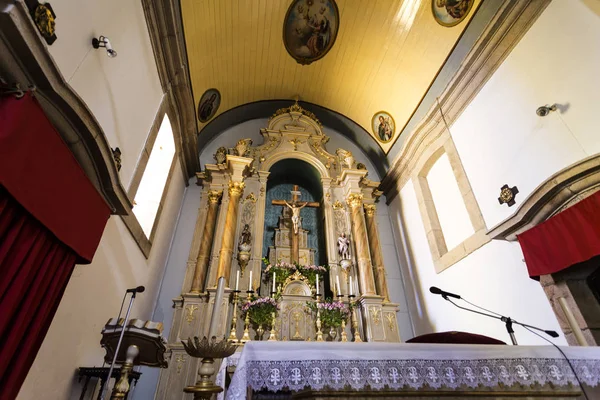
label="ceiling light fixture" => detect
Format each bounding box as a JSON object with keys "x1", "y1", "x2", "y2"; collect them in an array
[
  {"x1": 92, "y1": 35, "x2": 117, "y2": 58},
  {"x1": 536, "y1": 104, "x2": 557, "y2": 117}
]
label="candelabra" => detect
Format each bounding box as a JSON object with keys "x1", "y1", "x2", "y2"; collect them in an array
[
  {"x1": 267, "y1": 292, "x2": 278, "y2": 341},
  {"x1": 348, "y1": 295, "x2": 362, "y2": 342},
  {"x1": 240, "y1": 290, "x2": 253, "y2": 343},
  {"x1": 315, "y1": 293, "x2": 324, "y2": 342},
  {"x1": 227, "y1": 290, "x2": 241, "y2": 343},
  {"x1": 337, "y1": 294, "x2": 348, "y2": 343}
]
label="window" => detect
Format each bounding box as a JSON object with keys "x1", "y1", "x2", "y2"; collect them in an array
[{"x1": 132, "y1": 115, "x2": 175, "y2": 237}]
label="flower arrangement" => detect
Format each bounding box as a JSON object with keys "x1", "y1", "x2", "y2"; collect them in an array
[
  {"x1": 241, "y1": 296, "x2": 279, "y2": 327},
  {"x1": 306, "y1": 300, "x2": 350, "y2": 328},
  {"x1": 263, "y1": 258, "x2": 328, "y2": 289}
]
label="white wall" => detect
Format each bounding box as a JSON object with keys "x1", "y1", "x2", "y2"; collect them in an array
[
  {"x1": 451, "y1": 0, "x2": 600, "y2": 229},
  {"x1": 389, "y1": 0, "x2": 600, "y2": 345},
  {"x1": 18, "y1": 163, "x2": 186, "y2": 400},
  {"x1": 46, "y1": 0, "x2": 164, "y2": 188}
]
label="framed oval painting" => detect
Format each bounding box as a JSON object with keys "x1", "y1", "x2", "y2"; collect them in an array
[
  {"x1": 197, "y1": 88, "x2": 221, "y2": 123},
  {"x1": 372, "y1": 112, "x2": 395, "y2": 143},
  {"x1": 432, "y1": 0, "x2": 474, "y2": 27},
  {"x1": 283, "y1": 0, "x2": 339, "y2": 65}
]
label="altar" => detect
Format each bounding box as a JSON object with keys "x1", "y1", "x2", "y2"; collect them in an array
[{"x1": 221, "y1": 342, "x2": 600, "y2": 399}]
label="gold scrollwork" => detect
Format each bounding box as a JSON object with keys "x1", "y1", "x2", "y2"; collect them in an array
[
  {"x1": 332, "y1": 200, "x2": 344, "y2": 210},
  {"x1": 269, "y1": 101, "x2": 322, "y2": 126},
  {"x1": 207, "y1": 190, "x2": 223, "y2": 204},
  {"x1": 282, "y1": 270, "x2": 312, "y2": 291},
  {"x1": 175, "y1": 354, "x2": 186, "y2": 374},
  {"x1": 346, "y1": 193, "x2": 364, "y2": 208},
  {"x1": 185, "y1": 304, "x2": 199, "y2": 325},
  {"x1": 363, "y1": 203, "x2": 377, "y2": 217},
  {"x1": 288, "y1": 137, "x2": 306, "y2": 151},
  {"x1": 245, "y1": 193, "x2": 257, "y2": 203},
  {"x1": 370, "y1": 307, "x2": 381, "y2": 326},
  {"x1": 385, "y1": 313, "x2": 395, "y2": 331},
  {"x1": 228, "y1": 181, "x2": 245, "y2": 196}
]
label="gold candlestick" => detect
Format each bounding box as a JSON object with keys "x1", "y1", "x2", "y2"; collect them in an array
[
  {"x1": 227, "y1": 290, "x2": 241, "y2": 343},
  {"x1": 349, "y1": 295, "x2": 362, "y2": 342},
  {"x1": 315, "y1": 294, "x2": 324, "y2": 342},
  {"x1": 267, "y1": 311, "x2": 278, "y2": 341},
  {"x1": 240, "y1": 290, "x2": 253, "y2": 343}
]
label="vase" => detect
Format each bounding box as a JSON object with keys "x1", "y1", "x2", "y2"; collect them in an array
[
  {"x1": 329, "y1": 326, "x2": 337, "y2": 341},
  {"x1": 256, "y1": 325, "x2": 264, "y2": 341}
]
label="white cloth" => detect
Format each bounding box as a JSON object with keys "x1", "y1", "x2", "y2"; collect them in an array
[{"x1": 225, "y1": 341, "x2": 600, "y2": 399}]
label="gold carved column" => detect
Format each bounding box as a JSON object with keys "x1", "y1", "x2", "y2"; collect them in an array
[
  {"x1": 214, "y1": 181, "x2": 245, "y2": 286},
  {"x1": 190, "y1": 190, "x2": 222, "y2": 293},
  {"x1": 364, "y1": 204, "x2": 390, "y2": 302},
  {"x1": 346, "y1": 193, "x2": 377, "y2": 296}
]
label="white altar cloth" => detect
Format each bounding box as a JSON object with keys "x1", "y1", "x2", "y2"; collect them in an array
[{"x1": 224, "y1": 341, "x2": 600, "y2": 399}]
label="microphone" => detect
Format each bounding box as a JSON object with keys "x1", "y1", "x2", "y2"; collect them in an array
[
  {"x1": 545, "y1": 330, "x2": 559, "y2": 338},
  {"x1": 429, "y1": 286, "x2": 461, "y2": 299},
  {"x1": 126, "y1": 286, "x2": 145, "y2": 293}
]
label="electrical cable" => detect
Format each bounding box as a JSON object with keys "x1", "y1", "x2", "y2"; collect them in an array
[
  {"x1": 521, "y1": 325, "x2": 589, "y2": 400},
  {"x1": 461, "y1": 297, "x2": 504, "y2": 318}
]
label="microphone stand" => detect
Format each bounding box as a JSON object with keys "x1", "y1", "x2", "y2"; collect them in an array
[
  {"x1": 100, "y1": 290, "x2": 139, "y2": 400},
  {"x1": 441, "y1": 296, "x2": 556, "y2": 345}
]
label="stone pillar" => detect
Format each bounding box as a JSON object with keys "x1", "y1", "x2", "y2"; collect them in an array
[
  {"x1": 190, "y1": 190, "x2": 222, "y2": 293},
  {"x1": 346, "y1": 193, "x2": 377, "y2": 296},
  {"x1": 215, "y1": 181, "x2": 245, "y2": 286},
  {"x1": 364, "y1": 204, "x2": 390, "y2": 302}
]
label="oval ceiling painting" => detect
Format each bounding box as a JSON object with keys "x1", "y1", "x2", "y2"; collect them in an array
[
  {"x1": 283, "y1": 0, "x2": 339, "y2": 65},
  {"x1": 197, "y1": 88, "x2": 221, "y2": 123},
  {"x1": 372, "y1": 111, "x2": 395, "y2": 144},
  {"x1": 432, "y1": 0, "x2": 474, "y2": 27}
]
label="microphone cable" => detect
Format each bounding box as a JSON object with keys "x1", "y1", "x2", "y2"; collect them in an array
[{"x1": 521, "y1": 325, "x2": 589, "y2": 400}]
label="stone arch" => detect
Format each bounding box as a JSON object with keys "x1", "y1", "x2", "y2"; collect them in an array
[{"x1": 261, "y1": 151, "x2": 330, "y2": 180}]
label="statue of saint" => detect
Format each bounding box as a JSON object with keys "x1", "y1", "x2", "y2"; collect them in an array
[
  {"x1": 338, "y1": 232, "x2": 351, "y2": 260},
  {"x1": 284, "y1": 200, "x2": 307, "y2": 234},
  {"x1": 239, "y1": 224, "x2": 252, "y2": 246}
]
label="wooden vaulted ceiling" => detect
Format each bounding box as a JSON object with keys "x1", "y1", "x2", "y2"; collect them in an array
[{"x1": 181, "y1": 0, "x2": 480, "y2": 154}]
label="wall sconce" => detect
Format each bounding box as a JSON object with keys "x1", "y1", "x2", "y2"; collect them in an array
[
  {"x1": 92, "y1": 35, "x2": 117, "y2": 58},
  {"x1": 536, "y1": 104, "x2": 557, "y2": 117}
]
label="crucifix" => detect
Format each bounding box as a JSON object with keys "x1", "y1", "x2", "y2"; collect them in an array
[{"x1": 272, "y1": 185, "x2": 320, "y2": 264}]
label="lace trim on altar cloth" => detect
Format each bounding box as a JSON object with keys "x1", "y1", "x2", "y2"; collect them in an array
[{"x1": 226, "y1": 358, "x2": 600, "y2": 399}]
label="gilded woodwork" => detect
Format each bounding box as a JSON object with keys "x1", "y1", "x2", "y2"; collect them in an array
[
  {"x1": 228, "y1": 181, "x2": 245, "y2": 196},
  {"x1": 191, "y1": 190, "x2": 222, "y2": 293},
  {"x1": 364, "y1": 203, "x2": 390, "y2": 301},
  {"x1": 346, "y1": 193, "x2": 363, "y2": 208},
  {"x1": 185, "y1": 305, "x2": 199, "y2": 325}
]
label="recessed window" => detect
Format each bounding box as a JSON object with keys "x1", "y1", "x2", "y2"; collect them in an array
[{"x1": 132, "y1": 115, "x2": 175, "y2": 237}]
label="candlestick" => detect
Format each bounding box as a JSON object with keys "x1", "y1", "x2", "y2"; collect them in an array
[
  {"x1": 240, "y1": 290, "x2": 254, "y2": 343},
  {"x1": 314, "y1": 294, "x2": 323, "y2": 342},
  {"x1": 207, "y1": 277, "x2": 226, "y2": 340},
  {"x1": 235, "y1": 270, "x2": 240, "y2": 291},
  {"x1": 248, "y1": 270, "x2": 253, "y2": 291},
  {"x1": 341, "y1": 319, "x2": 348, "y2": 342},
  {"x1": 272, "y1": 272, "x2": 276, "y2": 293},
  {"x1": 316, "y1": 274, "x2": 319, "y2": 295},
  {"x1": 348, "y1": 295, "x2": 362, "y2": 342},
  {"x1": 227, "y1": 290, "x2": 241, "y2": 343},
  {"x1": 349, "y1": 276, "x2": 353, "y2": 296},
  {"x1": 267, "y1": 311, "x2": 278, "y2": 341}
]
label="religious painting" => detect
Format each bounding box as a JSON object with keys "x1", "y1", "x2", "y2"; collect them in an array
[
  {"x1": 371, "y1": 111, "x2": 395, "y2": 143},
  {"x1": 197, "y1": 88, "x2": 220, "y2": 123},
  {"x1": 432, "y1": 0, "x2": 474, "y2": 27},
  {"x1": 283, "y1": 0, "x2": 339, "y2": 65}
]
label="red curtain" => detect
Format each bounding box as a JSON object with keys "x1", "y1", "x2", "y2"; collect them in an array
[
  {"x1": 518, "y1": 190, "x2": 600, "y2": 278},
  {"x1": 0, "y1": 93, "x2": 111, "y2": 398},
  {"x1": 0, "y1": 187, "x2": 77, "y2": 400}
]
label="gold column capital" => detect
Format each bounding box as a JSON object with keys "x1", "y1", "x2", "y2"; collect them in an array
[
  {"x1": 346, "y1": 193, "x2": 363, "y2": 208},
  {"x1": 364, "y1": 203, "x2": 377, "y2": 217},
  {"x1": 207, "y1": 190, "x2": 223, "y2": 204},
  {"x1": 228, "y1": 181, "x2": 245, "y2": 196}
]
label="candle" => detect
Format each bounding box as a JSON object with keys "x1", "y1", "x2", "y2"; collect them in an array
[
  {"x1": 248, "y1": 270, "x2": 253, "y2": 291},
  {"x1": 316, "y1": 274, "x2": 319, "y2": 295},
  {"x1": 349, "y1": 276, "x2": 353, "y2": 296},
  {"x1": 336, "y1": 275, "x2": 341, "y2": 297},
  {"x1": 207, "y1": 276, "x2": 225, "y2": 340},
  {"x1": 272, "y1": 272, "x2": 276, "y2": 293},
  {"x1": 235, "y1": 270, "x2": 240, "y2": 291}
]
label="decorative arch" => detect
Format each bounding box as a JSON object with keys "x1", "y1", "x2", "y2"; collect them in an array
[{"x1": 262, "y1": 152, "x2": 329, "y2": 180}]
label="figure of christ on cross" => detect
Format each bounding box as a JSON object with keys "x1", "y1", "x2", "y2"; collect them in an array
[{"x1": 272, "y1": 185, "x2": 320, "y2": 264}]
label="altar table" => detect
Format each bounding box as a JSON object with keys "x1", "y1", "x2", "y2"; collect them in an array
[{"x1": 223, "y1": 342, "x2": 600, "y2": 399}]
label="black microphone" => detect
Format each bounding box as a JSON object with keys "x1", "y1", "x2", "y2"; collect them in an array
[
  {"x1": 126, "y1": 286, "x2": 145, "y2": 293},
  {"x1": 545, "y1": 330, "x2": 559, "y2": 338},
  {"x1": 429, "y1": 286, "x2": 461, "y2": 299}
]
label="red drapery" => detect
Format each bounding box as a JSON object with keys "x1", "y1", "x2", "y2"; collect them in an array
[
  {"x1": 0, "y1": 93, "x2": 111, "y2": 399},
  {"x1": 518, "y1": 190, "x2": 600, "y2": 278}
]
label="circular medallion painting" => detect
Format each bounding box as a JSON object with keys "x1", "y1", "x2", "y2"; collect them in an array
[
  {"x1": 372, "y1": 112, "x2": 395, "y2": 143},
  {"x1": 197, "y1": 88, "x2": 221, "y2": 123},
  {"x1": 283, "y1": 0, "x2": 339, "y2": 65},
  {"x1": 432, "y1": 0, "x2": 474, "y2": 27}
]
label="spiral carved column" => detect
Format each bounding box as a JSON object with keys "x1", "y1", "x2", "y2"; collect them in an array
[
  {"x1": 364, "y1": 204, "x2": 390, "y2": 302},
  {"x1": 346, "y1": 193, "x2": 377, "y2": 296},
  {"x1": 190, "y1": 190, "x2": 222, "y2": 293},
  {"x1": 214, "y1": 181, "x2": 245, "y2": 286}
]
